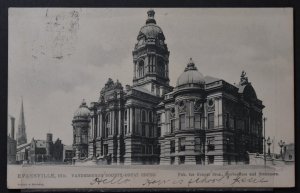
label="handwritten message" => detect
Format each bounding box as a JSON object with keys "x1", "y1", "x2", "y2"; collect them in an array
[{"x1": 7, "y1": 165, "x2": 287, "y2": 189}]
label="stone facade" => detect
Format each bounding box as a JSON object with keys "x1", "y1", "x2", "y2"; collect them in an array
[
  {"x1": 72, "y1": 9, "x2": 264, "y2": 165},
  {"x1": 158, "y1": 65, "x2": 264, "y2": 165}
]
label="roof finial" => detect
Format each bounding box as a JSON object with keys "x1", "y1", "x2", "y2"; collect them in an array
[
  {"x1": 184, "y1": 57, "x2": 197, "y2": 71},
  {"x1": 80, "y1": 99, "x2": 87, "y2": 107},
  {"x1": 146, "y1": 9, "x2": 156, "y2": 24}
]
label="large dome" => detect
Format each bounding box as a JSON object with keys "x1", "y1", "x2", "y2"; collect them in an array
[
  {"x1": 137, "y1": 9, "x2": 165, "y2": 41},
  {"x1": 176, "y1": 58, "x2": 205, "y2": 87},
  {"x1": 73, "y1": 99, "x2": 90, "y2": 119}
]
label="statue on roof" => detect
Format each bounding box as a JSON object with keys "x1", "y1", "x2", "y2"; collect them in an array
[{"x1": 240, "y1": 70, "x2": 249, "y2": 85}]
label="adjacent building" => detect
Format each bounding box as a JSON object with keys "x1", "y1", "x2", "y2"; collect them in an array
[
  {"x1": 72, "y1": 9, "x2": 265, "y2": 165},
  {"x1": 7, "y1": 116, "x2": 17, "y2": 164},
  {"x1": 28, "y1": 133, "x2": 64, "y2": 164}
]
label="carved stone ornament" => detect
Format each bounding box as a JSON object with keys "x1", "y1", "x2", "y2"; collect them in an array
[
  {"x1": 178, "y1": 100, "x2": 186, "y2": 113},
  {"x1": 194, "y1": 99, "x2": 203, "y2": 112},
  {"x1": 170, "y1": 108, "x2": 175, "y2": 118},
  {"x1": 207, "y1": 98, "x2": 215, "y2": 112}
]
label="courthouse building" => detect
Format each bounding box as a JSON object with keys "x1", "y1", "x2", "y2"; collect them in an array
[{"x1": 72, "y1": 9, "x2": 264, "y2": 165}]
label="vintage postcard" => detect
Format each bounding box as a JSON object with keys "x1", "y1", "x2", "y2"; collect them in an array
[{"x1": 7, "y1": 8, "x2": 294, "y2": 189}]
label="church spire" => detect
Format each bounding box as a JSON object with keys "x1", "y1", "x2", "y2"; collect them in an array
[{"x1": 17, "y1": 97, "x2": 27, "y2": 146}]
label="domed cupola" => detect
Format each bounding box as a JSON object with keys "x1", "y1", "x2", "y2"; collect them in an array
[
  {"x1": 176, "y1": 58, "x2": 205, "y2": 89},
  {"x1": 136, "y1": 9, "x2": 166, "y2": 47},
  {"x1": 73, "y1": 99, "x2": 90, "y2": 120}
]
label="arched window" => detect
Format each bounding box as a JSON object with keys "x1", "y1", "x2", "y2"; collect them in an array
[{"x1": 138, "y1": 60, "x2": 144, "y2": 78}]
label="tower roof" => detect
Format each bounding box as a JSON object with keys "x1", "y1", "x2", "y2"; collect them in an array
[
  {"x1": 73, "y1": 99, "x2": 90, "y2": 119},
  {"x1": 176, "y1": 58, "x2": 205, "y2": 87},
  {"x1": 137, "y1": 9, "x2": 165, "y2": 41}
]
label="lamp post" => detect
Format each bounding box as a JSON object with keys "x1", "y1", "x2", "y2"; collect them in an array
[
  {"x1": 226, "y1": 138, "x2": 230, "y2": 164},
  {"x1": 278, "y1": 140, "x2": 285, "y2": 160},
  {"x1": 263, "y1": 117, "x2": 267, "y2": 167},
  {"x1": 266, "y1": 137, "x2": 272, "y2": 156}
]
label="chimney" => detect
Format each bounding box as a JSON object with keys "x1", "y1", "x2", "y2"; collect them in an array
[
  {"x1": 10, "y1": 116, "x2": 15, "y2": 140},
  {"x1": 47, "y1": 133, "x2": 53, "y2": 142}
]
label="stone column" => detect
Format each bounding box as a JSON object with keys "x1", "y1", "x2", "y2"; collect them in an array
[
  {"x1": 91, "y1": 117, "x2": 94, "y2": 139},
  {"x1": 132, "y1": 108, "x2": 135, "y2": 134},
  {"x1": 146, "y1": 56, "x2": 149, "y2": 74},
  {"x1": 126, "y1": 108, "x2": 130, "y2": 135},
  {"x1": 164, "y1": 111, "x2": 171, "y2": 134},
  {"x1": 112, "y1": 110, "x2": 115, "y2": 135},
  {"x1": 219, "y1": 97, "x2": 223, "y2": 127},
  {"x1": 118, "y1": 109, "x2": 121, "y2": 135},
  {"x1": 189, "y1": 101, "x2": 194, "y2": 129},
  {"x1": 128, "y1": 108, "x2": 131, "y2": 134},
  {"x1": 99, "y1": 113, "x2": 102, "y2": 138},
  {"x1": 134, "y1": 62, "x2": 136, "y2": 79},
  {"x1": 214, "y1": 98, "x2": 219, "y2": 128},
  {"x1": 153, "y1": 55, "x2": 156, "y2": 73},
  {"x1": 204, "y1": 103, "x2": 207, "y2": 130}
]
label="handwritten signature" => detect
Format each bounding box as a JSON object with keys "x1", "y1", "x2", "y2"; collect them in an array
[
  {"x1": 142, "y1": 175, "x2": 269, "y2": 187},
  {"x1": 90, "y1": 176, "x2": 131, "y2": 185}
]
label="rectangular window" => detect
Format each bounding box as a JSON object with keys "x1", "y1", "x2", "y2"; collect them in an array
[
  {"x1": 179, "y1": 114, "x2": 185, "y2": 130},
  {"x1": 196, "y1": 156, "x2": 202, "y2": 165},
  {"x1": 170, "y1": 119, "x2": 175, "y2": 133},
  {"x1": 141, "y1": 145, "x2": 146, "y2": 154},
  {"x1": 229, "y1": 117, "x2": 234, "y2": 130},
  {"x1": 170, "y1": 157, "x2": 175, "y2": 165},
  {"x1": 104, "y1": 144, "x2": 108, "y2": 155},
  {"x1": 157, "y1": 126, "x2": 161, "y2": 137},
  {"x1": 179, "y1": 137, "x2": 186, "y2": 152},
  {"x1": 207, "y1": 137, "x2": 215, "y2": 151},
  {"x1": 157, "y1": 114, "x2": 161, "y2": 123},
  {"x1": 149, "y1": 126, "x2": 153, "y2": 137},
  {"x1": 208, "y1": 113, "x2": 214, "y2": 129},
  {"x1": 76, "y1": 136, "x2": 80, "y2": 143},
  {"x1": 147, "y1": 145, "x2": 152, "y2": 154},
  {"x1": 194, "y1": 114, "x2": 201, "y2": 129},
  {"x1": 195, "y1": 137, "x2": 201, "y2": 152},
  {"x1": 142, "y1": 125, "x2": 145, "y2": 136},
  {"x1": 170, "y1": 140, "x2": 175, "y2": 153},
  {"x1": 179, "y1": 156, "x2": 185, "y2": 165},
  {"x1": 208, "y1": 155, "x2": 214, "y2": 164}
]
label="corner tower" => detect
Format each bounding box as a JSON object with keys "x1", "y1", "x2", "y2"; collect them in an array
[{"x1": 132, "y1": 9, "x2": 172, "y2": 96}]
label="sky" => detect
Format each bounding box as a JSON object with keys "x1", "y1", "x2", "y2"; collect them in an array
[{"x1": 8, "y1": 8, "x2": 294, "y2": 152}]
